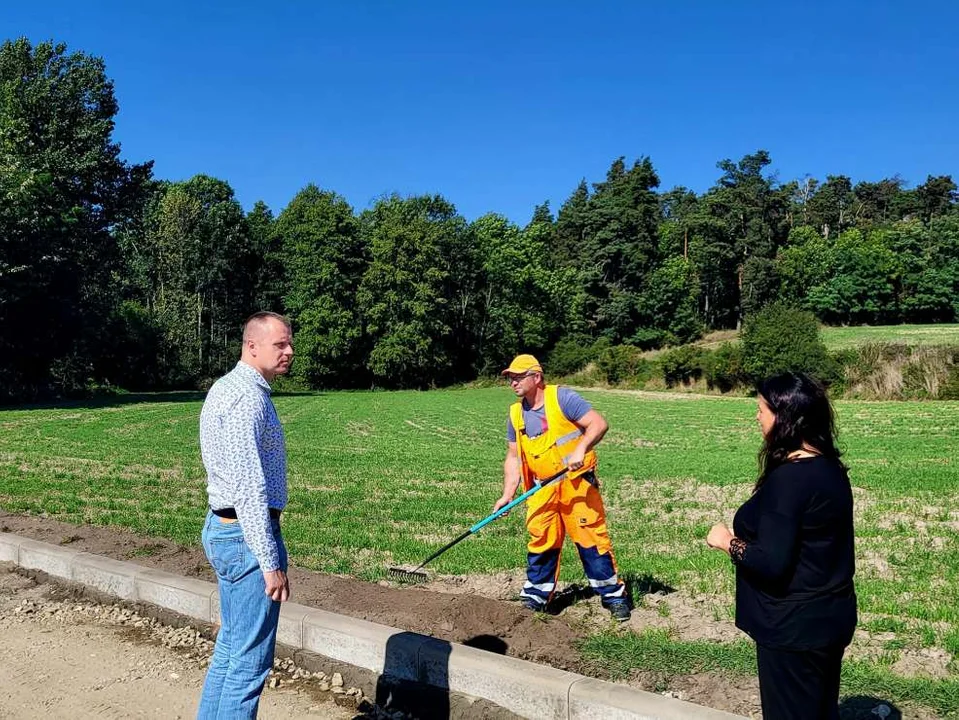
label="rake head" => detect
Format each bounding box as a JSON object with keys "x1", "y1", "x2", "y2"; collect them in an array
[{"x1": 387, "y1": 565, "x2": 430, "y2": 584}]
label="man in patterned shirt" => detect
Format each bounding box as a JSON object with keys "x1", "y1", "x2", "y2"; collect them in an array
[{"x1": 196, "y1": 311, "x2": 293, "y2": 719}]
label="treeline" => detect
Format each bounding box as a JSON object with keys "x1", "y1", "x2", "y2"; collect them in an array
[{"x1": 2, "y1": 38, "x2": 958, "y2": 400}]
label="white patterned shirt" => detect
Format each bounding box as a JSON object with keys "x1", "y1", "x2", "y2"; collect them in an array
[{"x1": 200, "y1": 361, "x2": 288, "y2": 571}]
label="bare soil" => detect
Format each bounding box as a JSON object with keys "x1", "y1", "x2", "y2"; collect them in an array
[
  {"x1": 0, "y1": 511, "x2": 585, "y2": 671},
  {"x1": 0, "y1": 568, "x2": 354, "y2": 720}
]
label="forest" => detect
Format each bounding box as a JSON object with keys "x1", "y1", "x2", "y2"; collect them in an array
[{"x1": 2, "y1": 38, "x2": 957, "y2": 400}]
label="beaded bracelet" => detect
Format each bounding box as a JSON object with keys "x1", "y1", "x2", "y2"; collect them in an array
[{"x1": 729, "y1": 537, "x2": 747, "y2": 564}]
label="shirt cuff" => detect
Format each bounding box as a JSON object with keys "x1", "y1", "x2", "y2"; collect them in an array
[{"x1": 257, "y1": 542, "x2": 281, "y2": 573}]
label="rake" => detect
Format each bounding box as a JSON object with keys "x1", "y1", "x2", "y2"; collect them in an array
[{"x1": 388, "y1": 467, "x2": 569, "y2": 583}]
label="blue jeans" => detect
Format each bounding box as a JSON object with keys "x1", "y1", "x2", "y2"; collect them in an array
[{"x1": 197, "y1": 511, "x2": 287, "y2": 720}]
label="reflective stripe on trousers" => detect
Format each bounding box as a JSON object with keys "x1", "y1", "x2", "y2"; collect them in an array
[{"x1": 522, "y1": 473, "x2": 625, "y2": 606}]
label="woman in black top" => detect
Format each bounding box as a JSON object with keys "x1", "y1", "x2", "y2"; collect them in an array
[{"x1": 707, "y1": 372, "x2": 856, "y2": 720}]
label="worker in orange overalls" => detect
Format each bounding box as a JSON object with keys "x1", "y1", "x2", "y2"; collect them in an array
[{"x1": 493, "y1": 354, "x2": 630, "y2": 622}]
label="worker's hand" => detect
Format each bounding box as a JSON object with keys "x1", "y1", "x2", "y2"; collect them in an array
[
  {"x1": 263, "y1": 569, "x2": 290, "y2": 602},
  {"x1": 706, "y1": 522, "x2": 733, "y2": 553},
  {"x1": 567, "y1": 445, "x2": 586, "y2": 471},
  {"x1": 492, "y1": 494, "x2": 513, "y2": 516}
]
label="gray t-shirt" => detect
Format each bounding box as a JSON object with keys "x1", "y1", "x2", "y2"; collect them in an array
[{"x1": 505, "y1": 387, "x2": 591, "y2": 442}]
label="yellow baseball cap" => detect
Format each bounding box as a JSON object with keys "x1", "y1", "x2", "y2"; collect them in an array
[{"x1": 501, "y1": 354, "x2": 543, "y2": 376}]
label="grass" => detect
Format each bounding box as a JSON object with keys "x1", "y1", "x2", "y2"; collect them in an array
[
  {"x1": 0, "y1": 388, "x2": 956, "y2": 714},
  {"x1": 821, "y1": 324, "x2": 959, "y2": 350},
  {"x1": 581, "y1": 629, "x2": 959, "y2": 717},
  {"x1": 700, "y1": 323, "x2": 959, "y2": 351},
  {"x1": 581, "y1": 628, "x2": 757, "y2": 678}
]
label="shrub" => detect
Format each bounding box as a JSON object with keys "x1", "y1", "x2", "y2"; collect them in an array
[
  {"x1": 563, "y1": 363, "x2": 605, "y2": 387},
  {"x1": 547, "y1": 336, "x2": 614, "y2": 377},
  {"x1": 740, "y1": 302, "x2": 838, "y2": 385},
  {"x1": 703, "y1": 343, "x2": 745, "y2": 392},
  {"x1": 941, "y1": 361, "x2": 959, "y2": 400},
  {"x1": 825, "y1": 348, "x2": 857, "y2": 396},
  {"x1": 843, "y1": 342, "x2": 906, "y2": 399},
  {"x1": 590, "y1": 336, "x2": 612, "y2": 358},
  {"x1": 838, "y1": 343, "x2": 959, "y2": 400},
  {"x1": 547, "y1": 335, "x2": 596, "y2": 377},
  {"x1": 901, "y1": 346, "x2": 952, "y2": 399},
  {"x1": 597, "y1": 345, "x2": 653, "y2": 385},
  {"x1": 628, "y1": 327, "x2": 667, "y2": 351},
  {"x1": 660, "y1": 345, "x2": 708, "y2": 387}
]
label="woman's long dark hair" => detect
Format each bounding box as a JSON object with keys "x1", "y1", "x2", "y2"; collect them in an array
[{"x1": 756, "y1": 372, "x2": 844, "y2": 490}]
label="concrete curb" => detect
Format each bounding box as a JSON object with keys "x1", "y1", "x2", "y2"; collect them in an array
[{"x1": 0, "y1": 532, "x2": 745, "y2": 720}]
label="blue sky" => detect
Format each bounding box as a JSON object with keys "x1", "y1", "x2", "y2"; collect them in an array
[{"x1": 3, "y1": 1, "x2": 957, "y2": 223}]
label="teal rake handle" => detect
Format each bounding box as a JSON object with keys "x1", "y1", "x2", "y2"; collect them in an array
[
  {"x1": 471, "y1": 467, "x2": 568, "y2": 531},
  {"x1": 407, "y1": 467, "x2": 569, "y2": 573}
]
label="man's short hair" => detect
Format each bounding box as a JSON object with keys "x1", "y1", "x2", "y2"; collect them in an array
[{"x1": 242, "y1": 311, "x2": 291, "y2": 342}]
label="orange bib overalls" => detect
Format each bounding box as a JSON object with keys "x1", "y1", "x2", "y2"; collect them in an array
[{"x1": 510, "y1": 385, "x2": 625, "y2": 608}]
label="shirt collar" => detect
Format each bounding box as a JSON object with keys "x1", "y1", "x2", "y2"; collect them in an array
[{"x1": 234, "y1": 361, "x2": 272, "y2": 394}]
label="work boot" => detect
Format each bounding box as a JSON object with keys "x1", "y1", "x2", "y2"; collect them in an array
[
  {"x1": 521, "y1": 598, "x2": 546, "y2": 612},
  {"x1": 606, "y1": 601, "x2": 631, "y2": 623}
]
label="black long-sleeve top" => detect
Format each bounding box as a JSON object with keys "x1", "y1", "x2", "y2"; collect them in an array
[{"x1": 732, "y1": 456, "x2": 857, "y2": 650}]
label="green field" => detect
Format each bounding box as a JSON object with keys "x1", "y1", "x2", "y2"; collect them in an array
[
  {"x1": 700, "y1": 323, "x2": 959, "y2": 352},
  {"x1": 821, "y1": 324, "x2": 959, "y2": 350},
  {"x1": 1, "y1": 388, "x2": 957, "y2": 715}
]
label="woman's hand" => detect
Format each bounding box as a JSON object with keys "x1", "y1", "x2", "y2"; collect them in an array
[{"x1": 706, "y1": 522, "x2": 734, "y2": 553}]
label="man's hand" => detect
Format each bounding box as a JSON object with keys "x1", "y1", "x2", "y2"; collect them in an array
[
  {"x1": 706, "y1": 522, "x2": 733, "y2": 553},
  {"x1": 492, "y1": 494, "x2": 513, "y2": 516},
  {"x1": 567, "y1": 445, "x2": 587, "y2": 471},
  {"x1": 263, "y1": 569, "x2": 290, "y2": 602}
]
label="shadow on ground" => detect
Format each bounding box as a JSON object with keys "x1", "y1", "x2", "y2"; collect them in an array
[
  {"x1": 625, "y1": 572, "x2": 676, "y2": 597},
  {"x1": 372, "y1": 631, "x2": 516, "y2": 720},
  {"x1": 542, "y1": 572, "x2": 675, "y2": 616},
  {"x1": 839, "y1": 695, "x2": 902, "y2": 719}
]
